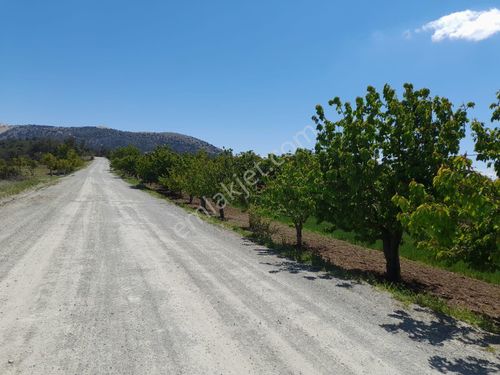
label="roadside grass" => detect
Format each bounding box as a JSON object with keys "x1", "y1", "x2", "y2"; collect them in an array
[
  {"x1": 268, "y1": 214, "x2": 500, "y2": 285},
  {"x1": 115, "y1": 173, "x2": 500, "y2": 334},
  {"x1": 0, "y1": 160, "x2": 92, "y2": 201},
  {"x1": 0, "y1": 166, "x2": 58, "y2": 200},
  {"x1": 376, "y1": 282, "x2": 499, "y2": 334}
]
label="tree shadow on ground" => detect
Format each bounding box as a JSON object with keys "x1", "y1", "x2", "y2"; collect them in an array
[
  {"x1": 129, "y1": 183, "x2": 146, "y2": 190},
  {"x1": 428, "y1": 355, "x2": 500, "y2": 375},
  {"x1": 250, "y1": 239, "x2": 499, "y2": 359},
  {"x1": 248, "y1": 237, "x2": 374, "y2": 281},
  {"x1": 252, "y1": 242, "x2": 364, "y2": 289},
  {"x1": 256, "y1": 237, "x2": 500, "y2": 374},
  {"x1": 380, "y1": 309, "x2": 499, "y2": 348},
  {"x1": 243, "y1": 237, "x2": 390, "y2": 286}
]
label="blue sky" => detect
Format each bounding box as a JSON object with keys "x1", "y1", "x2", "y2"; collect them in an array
[{"x1": 1, "y1": 1, "x2": 499, "y2": 169}]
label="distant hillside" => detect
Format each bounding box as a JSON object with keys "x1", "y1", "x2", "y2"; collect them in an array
[{"x1": 0, "y1": 125, "x2": 220, "y2": 154}]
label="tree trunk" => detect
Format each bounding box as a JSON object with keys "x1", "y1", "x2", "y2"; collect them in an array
[
  {"x1": 382, "y1": 230, "x2": 402, "y2": 282},
  {"x1": 219, "y1": 207, "x2": 225, "y2": 220},
  {"x1": 295, "y1": 222, "x2": 303, "y2": 251}
]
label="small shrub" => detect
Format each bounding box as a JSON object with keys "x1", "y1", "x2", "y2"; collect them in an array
[{"x1": 248, "y1": 207, "x2": 276, "y2": 242}]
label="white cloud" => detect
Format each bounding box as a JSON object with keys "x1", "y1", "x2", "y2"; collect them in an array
[{"x1": 420, "y1": 8, "x2": 500, "y2": 42}]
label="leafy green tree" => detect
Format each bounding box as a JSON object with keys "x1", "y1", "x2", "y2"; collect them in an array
[
  {"x1": 0, "y1": 159, "x2": 21, "y2": 179},
  {"x1": 394, "y1": 156, "x2": 499, "y2": 270},
  {"x1": 42, "y1": 153, "x2": 58, "y2": 176},
  {"x1": 211, "y1": 150, "x2": 235, "y2": 219},
  {"x1": 0, "y1": 138, "x2": 85, "y2": 178},
  {"x1": 159, "y1": 154, "x2": 193, "y2": 199},
  {"x1": 491, "y1": 90, "x2": 500, "y2": 122},
  {"x1": 26, "y1": 158, "x2": 37, "y2": 176},
  {"x1": 109, "y1": 146, "x2": 141, "y2": 176},
  {"x1": 12, "y1": 156, "x2": 38, "y2": 176},
  {"x1": 136, "y1": 154, "x2": 155, "y2": 183},
  {"x1": 472, "y1": 91, "x2": 500, "y2": 177},
  {"x1": 162, "y1": 151, "x2": 214, "y2": 210},
  {"x1": 0, "y1": 159, "x2": 6, "y2": 179},
  {"x1": 137, "y1": 146, "x2": 178, "y2": 184},
  {"x1": 174, "y1": 151, "x2": 234, "y2": 217},
  {"x1": 56, "y1": 158, "x2": 73, "y2": 174},
  {"x1": 230, "y1": 151, "x2": 265, "y2": 208},
  {"x1": 191, "y1": 151, "x2": 216, "y2": 211},
  {"x1": 261, "y1": 149, "x2": 319, "y2": 250},
  {"x1": 66, "y1": 149, "x2": 83, "y2": 170},
  {"x1": 314, "y1": 83, "x2": 472, "y2": 281}
]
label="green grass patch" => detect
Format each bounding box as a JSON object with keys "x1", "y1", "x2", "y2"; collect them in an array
[
  {"x1": 0, "y1": 167, "x2": 59, "y2": 200},
  {"x1": 375, "y1": 282, "x2": 499, "y2": 334},
  {"x1": 0, "y1": 160, "x2": 91, "y2": 200}
]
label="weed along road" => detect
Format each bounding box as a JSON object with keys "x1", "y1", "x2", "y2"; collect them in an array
[{"x1": 0, "y1": 157, "x2": 497, "y2": 375}]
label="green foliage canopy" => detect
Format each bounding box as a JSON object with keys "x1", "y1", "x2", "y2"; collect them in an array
[
  {"x1": 472, "y1": 91, "x2": 500, "y2": 177},
  {"x1": 261, "y1": 149, "x2": 319, "y2": 249},
  {"x1": 314, "y1": 83, "x2": 472, "y2": 280},
  {"x1": 394, "y1": 157, "x2": 499, "y2": 271}
]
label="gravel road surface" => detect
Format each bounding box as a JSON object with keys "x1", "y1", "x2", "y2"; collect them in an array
[{"x1": 0, "y1": 158, "x2": 498, "y2": 374}]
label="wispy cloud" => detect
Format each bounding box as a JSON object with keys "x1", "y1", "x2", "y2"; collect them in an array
[{"x1": 420, "y1": 8, "x2": 500, "y2": 42}]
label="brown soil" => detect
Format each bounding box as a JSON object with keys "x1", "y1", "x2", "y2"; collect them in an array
[{"x1": 155, "y1": 189, "x2": 500, "y2": 323}]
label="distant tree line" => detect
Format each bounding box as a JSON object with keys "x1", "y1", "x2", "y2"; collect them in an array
[
  {"x1": 110, "y1": 85, "x2": 499, "y2": 281},
  {"x1": 0, "y1": 138, "x2": 88, "y2": 179}
]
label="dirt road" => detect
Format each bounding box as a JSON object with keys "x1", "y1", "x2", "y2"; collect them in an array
[{"x1": 0, "y1": 158, "x2": 498, "y2": 374}]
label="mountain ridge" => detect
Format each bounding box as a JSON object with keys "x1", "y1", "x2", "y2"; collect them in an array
[{"x1": 0, "y1": 125, "x2": 220, "y2": 154}]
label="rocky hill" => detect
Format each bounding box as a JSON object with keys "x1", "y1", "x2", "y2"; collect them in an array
[{"x1": 0, "y1": 125, "x2": 220, "y2": 154}]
